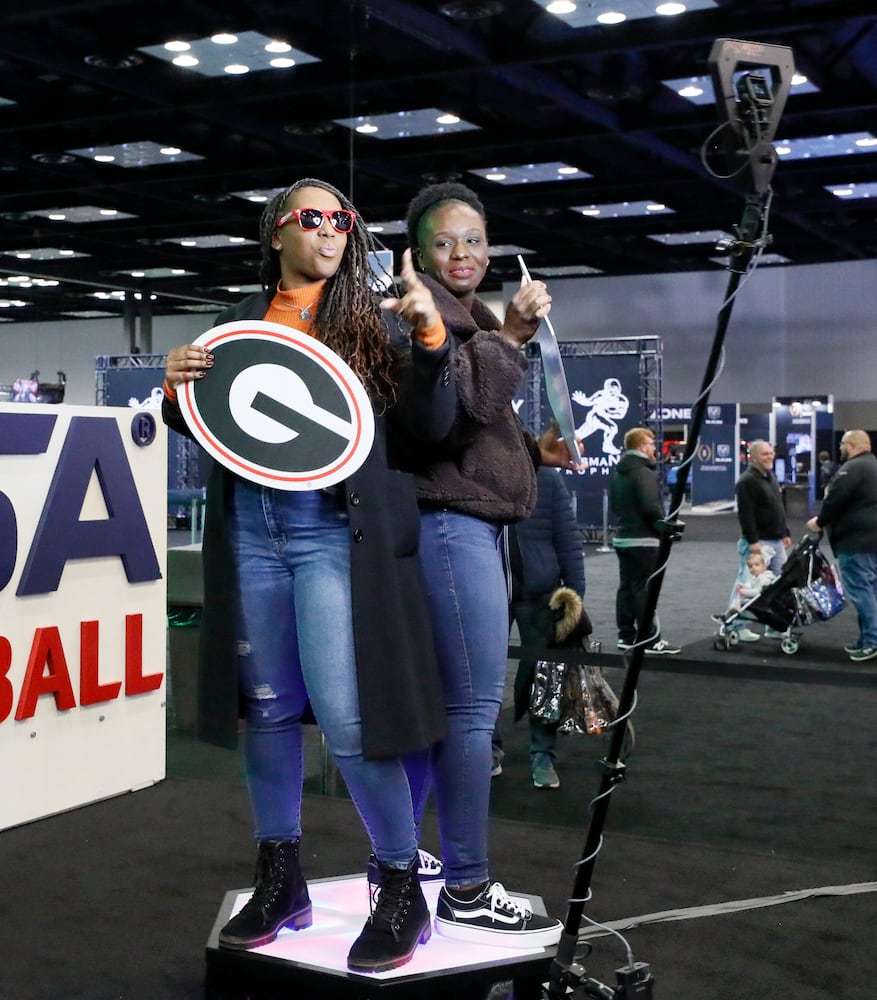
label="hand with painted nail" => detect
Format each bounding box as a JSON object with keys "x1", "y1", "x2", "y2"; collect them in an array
[{"x1": 164, "y1": 344, "x2": 213, "y2": 389}]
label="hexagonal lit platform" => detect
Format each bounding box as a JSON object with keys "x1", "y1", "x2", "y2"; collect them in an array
[{"x1": 205, "y1": 873, "x2": 555, "y2": 1000}]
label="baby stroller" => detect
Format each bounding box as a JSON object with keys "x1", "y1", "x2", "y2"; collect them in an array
[{"x1": 712, "y1": 533, "x2": 845, "y2": 655}]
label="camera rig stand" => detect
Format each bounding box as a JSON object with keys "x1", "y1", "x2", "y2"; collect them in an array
[{"x1": 541, "y1": 37, "x2": 796, "y2": 1000}]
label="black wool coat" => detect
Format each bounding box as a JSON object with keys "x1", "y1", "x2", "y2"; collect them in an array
[{"x1": 162, "y1": 291, "x2": 456, "y2": 758}]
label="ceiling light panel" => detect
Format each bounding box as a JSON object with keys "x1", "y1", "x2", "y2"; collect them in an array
[
  {"x1": 27, "y1": 206, "x2": 137, "y2": 223},
  {"x1": 663, "y1": 72, "x2": 819, "y2": 106},
  {"x1": 139, "y1": 32, "x2": 318, "y2": 77},
  {"x1": 365, "y1": 220, "x2": 408, "y2": 234},
  {"x1": 115, "y1": 268, "x2": 195, "y2": 279},
  {"x1": 571, "y1": 201, "x2": 674, "y2": 218},
  {"x1": 469, "y1": 162, "x2": 591, "y2": 184},
  {"x1": 826, "y1": 182, "x2": 877, "y2": 199},
  {"x1": 158, "y1": 235, "x2": 258, "y2": 249},
  {"x1": 333, "y1": 109, "x2": 479, "y2": 139},
  {"x1": 66, "y1": 141, "x2": 204, "y2": 167},
  {"x1": 2, "y1": 247, "x2": 89, "y2": 260},
  {"x1": 775, "y1": 132, "x2": 877, "y2": 160},
  {"x1": 229, "y1": 187, "x2": 288, "y2": 204},
  {"x1": 536, "y1": 0, "x2": 716, "y2": 29},
  {"x1": 648, "y1": 229, "x2": 732, "y2": 245}
]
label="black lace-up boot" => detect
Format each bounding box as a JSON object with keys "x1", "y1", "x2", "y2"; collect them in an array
[
  {"x1": 347, "y1": 854, "x2": 431, "y2": 972},
  {"x1": 219, "y1": 839, "x2": 312, "y2": 950}
]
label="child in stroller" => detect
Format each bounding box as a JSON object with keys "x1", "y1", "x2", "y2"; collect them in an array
[{"x1": 712, "y1": 534, "x2": 844, "y2": 654}]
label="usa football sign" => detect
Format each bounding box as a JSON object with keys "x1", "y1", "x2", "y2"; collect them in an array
[{"x1": 0, "y1": 404, "x2": 167, "y2": 830}]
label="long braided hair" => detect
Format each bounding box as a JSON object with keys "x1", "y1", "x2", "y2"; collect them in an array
[{"x1": 258, "y1": 178, "x2": 397, "y2": 404}]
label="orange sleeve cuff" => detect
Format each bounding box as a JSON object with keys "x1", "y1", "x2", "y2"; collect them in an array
[
  {"x1": 414, "y1": 316, "x2": 446, "y2": 351},
  {"x1": 162, "y1": 378, "x2": 178, "y2": 402}
]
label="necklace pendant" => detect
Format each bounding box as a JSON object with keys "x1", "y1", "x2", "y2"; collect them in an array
[{"x1": 300, "y1": 307, "x2": 311, "y2": 321}]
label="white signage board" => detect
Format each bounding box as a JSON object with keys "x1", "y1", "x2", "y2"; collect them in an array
[{"x1": 0, "y1": 403, "x2": 167, "y2": 830}]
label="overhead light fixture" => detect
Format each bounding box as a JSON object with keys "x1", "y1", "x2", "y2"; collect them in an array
[
  {"x1": 537, "y1": 0, "x2": 716, "y2": 28},
  {"x1": 158, "y1": 234, "x2": 258, "y2": 249},
  {"x1": 571, "y1": 200, "x2": 674, "y2": 218},
  {"x1": 663, "y1": 71, "x2": 819, "y2": 105},
  {"x1": 66, "y1": 140, "x2": 204, "y2": 167},
  {"x1": 826, "y1": 181, "x2": 877, "y2": 199},
  {"x1": 470, "y1": 161, "x2": 591, "y2": 184},
  {"x1": 139, "y1": 31, "x2": 318, "y2": 77},
  {"x1": 334, "y1": 109, "x2": 479, "y2": 139},
  {"x1": 774, "y1": 132, "x2": 877, "y2": 160}
]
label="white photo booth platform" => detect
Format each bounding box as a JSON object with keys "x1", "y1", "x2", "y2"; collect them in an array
[{"x1": 205, "y1": 874, "x2": 555, "y2": 1000}]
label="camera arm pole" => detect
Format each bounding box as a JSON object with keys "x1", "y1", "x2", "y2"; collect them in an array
[{"x1": 543, "y1": 38, "x2": 794, "y2": 1000}]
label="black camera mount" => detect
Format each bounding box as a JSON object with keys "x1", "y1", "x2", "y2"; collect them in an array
[{"x1": 541, "y1": 37, "x2": 795, "y2": 1000}]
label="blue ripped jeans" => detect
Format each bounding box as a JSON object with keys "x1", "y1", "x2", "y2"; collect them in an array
[
  {"x1": 230, "y1": 480, "x2": 417, "y2": 866},
  {"x1": 405, "y1": 509, "x2": 508, "y2": 889}
]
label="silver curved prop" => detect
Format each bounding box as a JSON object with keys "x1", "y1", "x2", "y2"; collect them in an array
[{"x1": 517, "y1": 255, "x2": 580, "y2": 466}]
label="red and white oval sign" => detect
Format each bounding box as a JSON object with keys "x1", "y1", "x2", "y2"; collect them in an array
[{"x1": 178, "y1": 320, "x2": 375, "y2": 491}]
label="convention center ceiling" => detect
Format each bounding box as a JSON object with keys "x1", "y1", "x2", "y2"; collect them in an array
[{"x1": 1, "y1": 0, "x2": 876, "y2": 324}]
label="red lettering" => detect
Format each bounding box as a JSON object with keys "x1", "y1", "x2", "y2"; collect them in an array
[
  {"x1": 15, "y1": 626, "x2": 77, "y2": 720},
  {"x1": 0, "y1": 636, "x2": 12, "y2": 723},
  {"x1": 124, "y1": 614, "x2": 162, "y2": 695},
  {"x1": 79, "y1": 620, "x2": 122, "y2": 706}
]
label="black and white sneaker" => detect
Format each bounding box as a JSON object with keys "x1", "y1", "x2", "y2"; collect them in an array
[
  {"x1": 435, "y1": 881, "x2": 562, "y2": 949},
  {"x1": 367, "y1": 849, "x2": 444, "y2": 890},
  {"x1": 644, "y1": 639, "x2": 681, "y2": 655}
]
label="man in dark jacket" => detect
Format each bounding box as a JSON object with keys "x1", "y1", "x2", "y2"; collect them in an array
[
  {"x1": 731, "y1": 440, "x2": 791, "y2": 641},
  {"x1": 609, "y1": 427, "x2": 680, "y2": 655},
  {"x1": 807, "y1": 430, "x2": 877, "y2": 661}
]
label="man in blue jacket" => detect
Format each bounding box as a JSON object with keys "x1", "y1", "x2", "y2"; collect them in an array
[{"x1": 807, "y1": 430, "x2": 877, "y2": 661}]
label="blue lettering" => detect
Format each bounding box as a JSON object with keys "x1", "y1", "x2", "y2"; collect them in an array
[
  {"x1": 16, "y1": 416, "x2": 161, "y2": 596},
  {"x1": 0, "y1": 493, "x2": 15, "y2": 592}
]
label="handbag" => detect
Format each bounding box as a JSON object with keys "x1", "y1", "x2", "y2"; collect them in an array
[
  {"x1": 800, "y1": 561, "x2": 845, "y2": 620},
  {"x1": 802, "y1": 578, "x2": 845, "y2": 620},
  {"x1": 529, "y1": 659, "x2": 619, "y2": 735}
]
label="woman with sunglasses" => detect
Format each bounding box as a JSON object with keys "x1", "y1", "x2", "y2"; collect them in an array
[
  {"x1": 387, "y1": 181, "x2": 578, "y2": 950},
  {"x1": 162, "y1": 178, "x2": 455, "y2": 972}
]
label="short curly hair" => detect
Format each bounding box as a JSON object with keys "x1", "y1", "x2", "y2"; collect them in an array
[{"x1": 405, "y1": 182, "x2": 487, "y2": 251}]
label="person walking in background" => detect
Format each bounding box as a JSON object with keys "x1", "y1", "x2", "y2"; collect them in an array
[
  {"x1": 609, "y1": 426, "x2": 681, "y2": 655},
  {"x1": 506, "y1": 465, "x2": 586, "y2": 790},
  {"x1": 807, "y1": 430, "x2": 877, "y2": 662},
  {"x1": 817, "y1": 450, "x2": 838, "y2": 499},
  {"x1": 162, "y1": 178, "x2": 456, "y2": 973},
  {"x1": 730, "y1": 440, "x2": 791, "y2": 642},
  {"x1": 390, "y1": 180, "x2": 577, "y2": 949}
]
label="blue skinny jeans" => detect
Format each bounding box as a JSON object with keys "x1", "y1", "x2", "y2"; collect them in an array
[
  {"x1": 405, "y1": 509, "x2": 508, "y2": 889},
  {"x1": 230, "y1": 480, "x2": 417, "y2": 867}
]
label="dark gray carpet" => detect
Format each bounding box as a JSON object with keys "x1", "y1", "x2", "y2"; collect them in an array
[{"x1": 3, "y1": 512, "x2": 875, "y2": 999}]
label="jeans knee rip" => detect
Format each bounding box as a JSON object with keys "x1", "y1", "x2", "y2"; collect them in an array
[{"x1": 249, "y1": 683, "x2": 278, "y2": 702}]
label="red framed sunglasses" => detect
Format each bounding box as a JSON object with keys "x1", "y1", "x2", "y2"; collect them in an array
[{"x1": 275, "y1": 207, "x2": 357, "y2": 233}]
